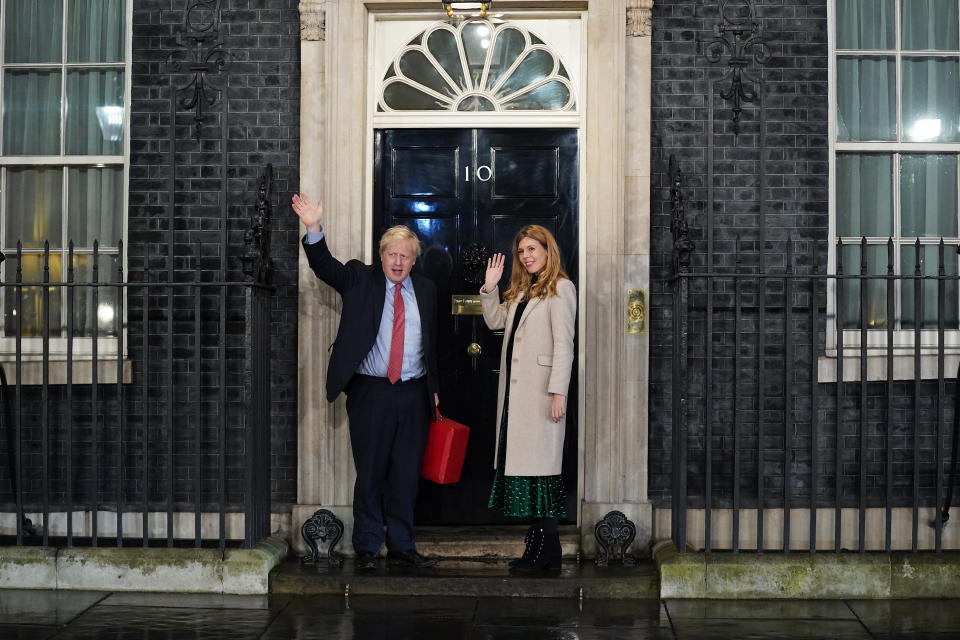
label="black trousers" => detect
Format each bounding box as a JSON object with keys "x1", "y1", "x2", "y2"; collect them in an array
[{"x1": 345, "y1": 374, "x2": 430, "y2": 554}]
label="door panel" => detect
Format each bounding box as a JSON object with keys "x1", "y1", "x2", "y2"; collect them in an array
[{"x1": 375, "y1": 128, "x2": 578, "y2": 525}]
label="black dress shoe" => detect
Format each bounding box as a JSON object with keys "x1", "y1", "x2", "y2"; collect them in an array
[
  {"x1": 354, "y1": 551, "x2": 378, "y2": 572},
  {"x1": 386, "y1": 549, "x2": 438, "y2": 568}
]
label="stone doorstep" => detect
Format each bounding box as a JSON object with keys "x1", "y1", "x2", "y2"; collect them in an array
[
  {"x1": 269, "y1": 558, "x2": 660, "y2": 599},
  {"x1": 411, "y1": 525, "x2": 582, "y2": 561},
  {"x1": 0, "y1": 536, "x2": 289, "y2": 595},
  {"x1": 653, "y1": 540, "x2": 960, "y2": 599}
]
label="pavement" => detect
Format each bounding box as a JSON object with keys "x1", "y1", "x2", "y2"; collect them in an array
[{"x1": 2, "y1": 589, "x2": 960, "y2": 639}]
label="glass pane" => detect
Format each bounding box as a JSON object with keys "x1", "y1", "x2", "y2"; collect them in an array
[
  {"x1": 382, "y1": 81, "x2": 450, "y2": 110},
  {"x1": 4, "y1": 0, "x2": 63, "y2": 63},
  {"x1": 839, "y1": 244, "x2": 889, "y2": 329},
  {"x1": 71, "y1": 254, "x2": 119, "y2": 337},
  {"x1": 398, "y1": 50, "x2": 457, "y2": 99},
  {"x1": 836, "y1": 56, "x2": 896, "y2": 141},
  {"x1": 901, "y1": 244, "x2": 959, "y2": 329},
  {"x1": 456, "y1": 95, "x2": 496, "y2": 111},
  {"x1": 486, "y1": 28, "x2": 526, "y2": 91},
  {"x1": 502, "y1": 81, "x2": 571, "y2": 111},
  {"x1": 495, "y1": 49, "x2": 556, "y2": 99},
  {"x1": 837, "y1": 155, "x2": 894, "y2": 237},
  {"x1": 2, "y1": 255, "x2": 63, "y2": 338},
  {"x1": 836, "y1": 0, "x2": 894, "y2": 50},
  {"x1": 461, "y1": 21, "x2": 493, "y2": 88},
  {"x1": 67, "y1": 0, "x2": 125, "y2": 62},
  {"x1": 426, "y1": 29, "x2": 467, "y2": 92},
  {"x1": 902, "y1": 0, "x2": 959, "y2": 51},
  {"x1": 3, "y1": 70, "x2": 62, "y2": 155},
  {"x1": 68, "y1": 166, "x2": 123, "y2": 247},
  {"x1": 903, "y1": 57, "x2": 960, "y2": 142},
  {"x1": 65, "y1": 69, "x2": 125, "y2": 156},
  {"x1": 900, "y1": 155, "x2": 958, "y2": 237},
  {"x1": 5, "y1": 167, "x2": 63, "y2": 249}
]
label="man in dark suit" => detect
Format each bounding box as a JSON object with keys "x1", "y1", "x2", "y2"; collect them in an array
[{"x1": 293, "y1": 193, "x2": 439, "y2": 571}]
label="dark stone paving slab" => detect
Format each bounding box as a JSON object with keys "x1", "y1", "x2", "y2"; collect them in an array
[
  {"x1": 52, "y1": 605, "x2": 277, "y2": 640},
  {"x1": 0, "y1": 625, "x2": 60, "y2": 640},
  {"x1": 474, "y1": 597, "x2": 665, "y2": 629},
  {"x1": 665, "y1": 598, "x2": 858, "y2": 621},
  {"x1": 97, "y1": 591, "x2": 293, "y2": 611},
  {"x1": 848, "y1": 599, "x2": 960, "y2": 639},
  {"x1": 669, "y1": 618, "x2": 873, "y2": 640},
  {"x1": 0, "y1": 590, "x2": 108, "y2": 625}
]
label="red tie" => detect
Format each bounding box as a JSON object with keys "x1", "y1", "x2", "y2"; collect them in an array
[{"x1": 387, "y1": 283, "x2": 404, "y2": 383}]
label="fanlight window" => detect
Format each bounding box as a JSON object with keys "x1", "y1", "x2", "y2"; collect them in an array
[{"x1": 378, "y1": 19, "x2": 576, "y2": 112}]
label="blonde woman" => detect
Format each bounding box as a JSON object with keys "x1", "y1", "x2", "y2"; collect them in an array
[{"x1": 480, "y1": 225, "x2": 576, "y2": 573}]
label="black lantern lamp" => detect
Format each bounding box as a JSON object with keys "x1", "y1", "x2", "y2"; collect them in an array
[{"x1": 443, "y1": 2, "x2": 491, "y2": 17}]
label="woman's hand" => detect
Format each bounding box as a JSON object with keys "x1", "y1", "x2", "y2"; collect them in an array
[
  {"x1": 484, "y1": 253, "x2": 505, "y2": 293},
  {"x1": 551, "y1": 394, "x2": 566, "y2": 423},
  {"x1": 292, "y1": 193, "x2": 323, "y2": 233}
]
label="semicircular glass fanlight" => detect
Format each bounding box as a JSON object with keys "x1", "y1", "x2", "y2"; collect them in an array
[{"x1": 378, "y1": 19, "x2": 576, "y2": 112}]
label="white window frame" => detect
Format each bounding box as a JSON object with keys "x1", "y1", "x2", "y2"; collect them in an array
[
  {"x1": 826, "y1": 0, "x2": 960, "y2": 380},
  {"x1": 0, "y1": 0, "x2": 132, "y2": 368}
]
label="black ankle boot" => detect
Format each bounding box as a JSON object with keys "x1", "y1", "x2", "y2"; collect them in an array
[
  {"x1": 510, "y1": 528, "x2": 562, "y2": 573},
  {"x1": 509, "y1": 526, "x2": 536, "y2": 568}
]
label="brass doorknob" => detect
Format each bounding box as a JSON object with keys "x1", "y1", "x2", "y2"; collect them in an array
[{"x1": 467, "y1": 342, "x2": 482, "y2": 357}]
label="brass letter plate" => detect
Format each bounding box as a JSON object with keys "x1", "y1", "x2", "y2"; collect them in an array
[
  {"x1": 452, "y1": 294, "x2": 483, "y2": 315},
  {"x1": 626, "y1": 289, "x2": 646, "y2": 334}
]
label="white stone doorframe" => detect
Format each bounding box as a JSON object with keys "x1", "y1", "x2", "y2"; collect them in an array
[{"x1": 293, "y1": 0, "x2": 654, "y2": 557}]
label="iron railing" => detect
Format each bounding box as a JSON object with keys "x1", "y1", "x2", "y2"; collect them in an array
[
  {"x1": 0, "y1": 169, "x2": 274, "y2": 551},
  {"x1": 669, "y1": 159, "x2": 960, "y2": 553}
]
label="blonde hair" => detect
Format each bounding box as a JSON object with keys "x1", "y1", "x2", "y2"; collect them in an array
[
  {"x1": 503, "y1": 225, "x2": 568, "y2": 302},
  {"x1": 378, "y1": 225, "x2": 421, "y2": 258}
]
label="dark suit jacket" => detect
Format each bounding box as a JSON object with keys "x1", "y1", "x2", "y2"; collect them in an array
[{"x1": 302, "y1": 236, "x2": 440, "y2": 412}]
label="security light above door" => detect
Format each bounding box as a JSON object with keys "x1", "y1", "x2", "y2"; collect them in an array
[{"x1": 443, "y1": 2, "x2": 491, "y2": 17}]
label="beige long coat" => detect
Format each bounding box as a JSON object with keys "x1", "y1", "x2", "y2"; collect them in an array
[{"x1": 479, "y1": 278, "x2": 577, "y2": 476}]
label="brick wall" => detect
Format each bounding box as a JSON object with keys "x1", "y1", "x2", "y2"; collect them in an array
[{"x1": 0, "y1": 0, "x2": 301, "y2": 516}]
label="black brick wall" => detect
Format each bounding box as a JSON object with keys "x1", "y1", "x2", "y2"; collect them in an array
[
  {"x1": 0, "y1": 0, "x2": 300, "y2": 516},
  {"x1": 649, "y1": 0, "x2": 956, "y2": 513}
]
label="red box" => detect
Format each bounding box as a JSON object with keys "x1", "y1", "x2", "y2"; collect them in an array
[{"x1": 421, "y1": 415, "x2": 470, "y2": 484}]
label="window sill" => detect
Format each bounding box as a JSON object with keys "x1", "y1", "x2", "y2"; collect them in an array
[
  {"x1": 0, "y1": 358, "x2": 133, "y2": 385},
  {"x1": 818, "y1": 352, "x2": 960, "y2": 383}
]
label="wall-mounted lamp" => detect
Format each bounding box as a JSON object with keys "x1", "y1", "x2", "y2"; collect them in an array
[{"x1": 443, "y1": 2, "x2": 491, "y2": 18}]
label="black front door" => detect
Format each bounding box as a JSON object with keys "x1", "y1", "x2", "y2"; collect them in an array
[{"x1": 374, "y1": 128, "x2": 578, "y2": 525}]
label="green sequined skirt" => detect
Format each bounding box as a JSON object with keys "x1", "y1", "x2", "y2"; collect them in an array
[{"x1": 487, "y1": 394, "x2": 567, "y2": 519}]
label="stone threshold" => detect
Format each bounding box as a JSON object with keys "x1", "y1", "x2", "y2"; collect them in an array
[
  {"x1": 0, "y1": 536, "x2": 288, "y2": 595},
  {"x1": 654, "y1": 540, "x2": 960, "y2": 599},
  {"x1": 270, "y1": 558, "x2": 659, "y2": 599}
]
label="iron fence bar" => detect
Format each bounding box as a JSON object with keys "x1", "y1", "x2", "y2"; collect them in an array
[
  {"x1": 219, "y1": 281, "x2": 227, "y2": 549},
  {"x1": 117, "y1": 241, "x2": 125, "y2": 546},
  {"x1": 671, "y1": 269, "x2": 689, "y2": 551},
  {"x1": 936, "y1": 240, "x2": 945, "y2": 552},
  {"x1": 142, "y1": 271, "x2": 150, "y2": 547},
  {"x1": 194, "y1": 244, "x2": 202, "y2": 547},
  {"x1": 92, "y1": 241, "x2": 99, "y2": 547},
  {"x1": 913, "y1": 238, "x2": 922, "y2": 551},
  {"x1": 784, "y1": 239, "x2": 794, "y2": 552},
  {"x1": 758, "y1": 272, "x2": 766, "y2": 552},
  {"x1": 835, "y1": 239, "x2": 843, "y2": 553},
  {"x1": 734, "y1": 237, "x2": 742, "y2": 552},
  {"x1": 220, "y1": 82, "x2": 229, "y2": 550},
  {"x1": 886, "y1": 239, "x2": 894, "y2": 551},
  {"x1": 15, "y1": 242, "x2": 22, "y2": 545},
  {"x1": 705, "y1": 268, "x2": 713, "y2": 552},
  {"x1": 167, "y1": 275, "x2": 174, "y2": 548},
  {"x1": 67, "y1": 242, "x2": 74, "y2": 546},
  {"x1": 167, "y1": 72, "x2": 176, "y2": 549},
  {"x1": 41, "y1": 242, "x2": 49, "y2": 546},
  {"x1": 810, "y1": 250, "x2": 819, "y2": 552},
  {"x1": 859, "y1": 238, "x2": 867, "y2": 553}
]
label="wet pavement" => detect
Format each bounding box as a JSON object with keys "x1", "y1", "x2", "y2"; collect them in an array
[{"x1": 2, "y1": 589, "x2": 960, "y2": 639}]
